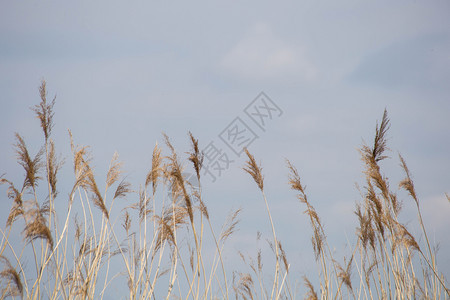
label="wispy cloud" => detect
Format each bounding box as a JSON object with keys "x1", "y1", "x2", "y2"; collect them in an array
[{"x1": 220, "y1": 23, "x2": 317, "y2": 82}]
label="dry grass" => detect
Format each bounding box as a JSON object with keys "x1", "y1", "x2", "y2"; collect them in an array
[{"x1": 0, "y1": 82, "x2": 448, "y2": 299}]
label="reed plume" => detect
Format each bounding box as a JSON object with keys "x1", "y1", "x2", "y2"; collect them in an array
[
  {"x1": 32, "y1": 80, "x2": 55, "y2": 142},
  {"x1": 23, "y1": 214, "x2": 54, "y2": 249},
  {"x1": 303, "y1": 276, "x2": 318, "y2": 300},
  {"x1": 14, "y1": 134, "x2": 43, "y2": 190},
  {"x1": 70, "y1": 132, "x2": 109, "y2": 219},
  {"x1": 145, "y1": 142, "x2": 163, "y2": 195},
  {"x1": 188, "y1": 131, "x2": 204, "y2": 182},
  {"x1": 0, "y1": 256, "x2": 23, "y2": 298},
  {"x1": 243, "y1": 148, "x2": 264, "y2": 191}
]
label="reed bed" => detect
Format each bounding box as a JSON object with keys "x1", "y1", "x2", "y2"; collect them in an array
[{"x1": 0, "y1": 81, "x2": 448, "y2": 299}]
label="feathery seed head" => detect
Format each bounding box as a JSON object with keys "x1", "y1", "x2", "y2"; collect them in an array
[{"x1": 243, "y1": 148, "x2": 264, "y2": 191}]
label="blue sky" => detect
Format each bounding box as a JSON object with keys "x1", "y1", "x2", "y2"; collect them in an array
[{"x1": 1, "y1": 0, "x2": 449, "y2": 297}]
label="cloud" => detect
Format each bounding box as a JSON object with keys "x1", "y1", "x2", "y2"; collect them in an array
[{"x1": 219, "y1": 23, "x2": 317, "y2": 82}]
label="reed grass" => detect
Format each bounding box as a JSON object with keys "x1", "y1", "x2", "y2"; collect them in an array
[{"x1": 0, "y1": 81, "x2": 448, "y2": 299}]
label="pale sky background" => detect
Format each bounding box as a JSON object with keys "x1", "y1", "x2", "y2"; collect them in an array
[{"x1": 1, "y1": 1, "x2": 449, "y2": 298}]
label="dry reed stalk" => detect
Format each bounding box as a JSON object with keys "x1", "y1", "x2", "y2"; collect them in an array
[
  {"x1": 2, "y1": 83, "x2": 449, "y2": 300},
  {"x1": 287, "y1": 159, "x2": 335, "y2": 297},
  {"x1": 353, "y1": 109, "x2": 450, "y2": 299},
  {"x1": 163, "y1": 133, "x2": 209, "y2": 300},
  {"x1": 244, "y1": 148, "x2": 285, "y2": 300}
]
